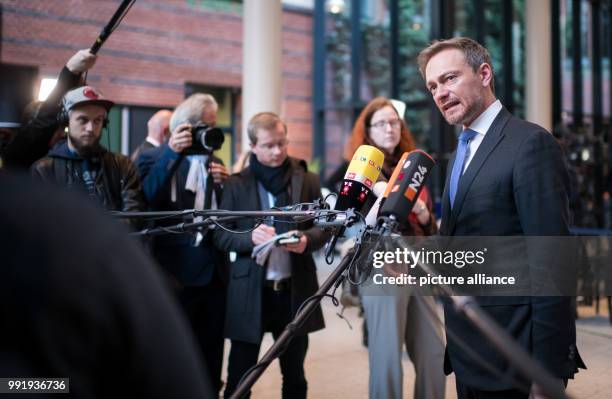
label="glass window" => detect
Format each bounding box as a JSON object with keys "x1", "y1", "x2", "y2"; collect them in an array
[
  {"x1": 397, "y1": 0, "x2": 431, "y2": 150},
  {"x1": 362, "y1": 0, "x2": 391, "y2": 99}
]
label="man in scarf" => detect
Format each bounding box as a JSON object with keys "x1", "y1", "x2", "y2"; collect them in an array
[
  {"x1": 215, "y1": 112, "x2": 329, "y2": 399},
  {"x1": 136, "y1": 93, "x2": 229, "y2": 395}
]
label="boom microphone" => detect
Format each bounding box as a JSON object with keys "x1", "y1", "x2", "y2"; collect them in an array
[
  {"x1": 90, "y1": 0, "x2": 136, "y2": 54},
  {"x1": 378, "y1": 150, "x2": 435, "y2": 229}
]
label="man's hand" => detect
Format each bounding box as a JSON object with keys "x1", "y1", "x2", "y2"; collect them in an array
[
  {"x1": 252, "y1": 224, "x2": 276, "y2": 246},
  {"x1": 412, "y1": 198, "x2": 431, "y2": 226},
  {"x1": 283, "y1": 231, "x2": 308, "y2": 254},
  {"x1": 66, "y1": 49, "x2": 97, "y2": 74},
  {"x1": 209, "y1": 161, "x2": 229, "y2": 184},
  {"x1": 168, "y1": 123, "x2": 193, "y2": 153}
]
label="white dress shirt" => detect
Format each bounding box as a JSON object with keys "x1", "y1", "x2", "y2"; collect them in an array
[
  {"x1": 462, "y1": 99, "x2": 503, "y2": 173},
  {"x1": 145, "y1": 136, "x2": 161, "y2": 147}
]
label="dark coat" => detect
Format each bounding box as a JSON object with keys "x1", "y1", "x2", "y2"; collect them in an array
[
  {"x1": 136, "y1": 143, "x2": 227, "y2": 287},
  {"x1": 439, "y1": 107, "x2": 585, "y2": 390},
  {"x1": 31, "y1": 140, "x2": 144, "y2": 214},
  {"x1": 130, "y1": 139, "x2": 156, "y2": 162},
  {"x1": 0, "y1": 174, "x2": 213, "y2": 398},
  {"x1": 214, "y1": 158, "x2": 327, "y2": 344}
]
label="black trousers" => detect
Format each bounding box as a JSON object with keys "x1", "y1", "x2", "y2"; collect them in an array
[
  {"x1": 180, "y1": 273, "x2": 227, "y2": 395},
  {"x1": 456, "y1": 380, "x2": 529, "y2": 399},
  {"x1": 224, "y1": 287, "x2": 309, "y2": 399},
  {"x1": 456, "y1": 374, "x2": 568, "y2": 398}
]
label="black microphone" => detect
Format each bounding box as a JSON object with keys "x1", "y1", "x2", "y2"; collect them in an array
[
  {"x1": 90, "y1": 0, "x2": 136, "y2": 54},
  {"x1": 378, "y1": 149, "x2": 435, "y2": 230},
  {"x1": 324, "y1": 145, "x2": 385, "y2": 263}
]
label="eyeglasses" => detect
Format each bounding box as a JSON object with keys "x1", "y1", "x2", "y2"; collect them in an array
[
  {"x1": 256, "y1": 139, "x2": 289, "y2": 151},
  {"x1": 370, "y1": 119, "x2": 402, "y2": 130}
]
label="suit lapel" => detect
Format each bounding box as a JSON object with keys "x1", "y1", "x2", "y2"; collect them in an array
[{"x1": 445, "y1": 108, "x2": 512, "y2": 233}]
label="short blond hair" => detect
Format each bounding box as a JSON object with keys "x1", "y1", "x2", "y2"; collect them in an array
[
  {"x1": 247, "y1": 112, "x2": 287, "y2": 145},
  {"x1": 417, "y1": 37, "x2": 495, "y2": 94}
]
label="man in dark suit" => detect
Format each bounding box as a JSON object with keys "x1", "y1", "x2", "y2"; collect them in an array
[
  {"x1": 136, "y1": 93, "x2": 229, "y2": 395},
  {"x1": 417, "y1": 37, "x2": 584, "y2": 398},
  {"x1": 130, "y1": 109, "x2": 172, "y2": 162},
  {"x1": 215, "y1": 112, "x2": 327, "y2": 399}
]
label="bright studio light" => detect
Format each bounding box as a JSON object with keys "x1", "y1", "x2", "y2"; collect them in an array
[{"x1": 38, "y1": 78, "x2": 58, "y2": 101}]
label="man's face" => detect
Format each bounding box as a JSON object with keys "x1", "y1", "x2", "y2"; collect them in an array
[
  {"x1": 158, "y1": 111, "x2": 172, "y2": 141},
  {"x1": 250, "y1": 122, "x2": 288, "y2": 167},
  {"x1": 425, "y1": 48, "x2": 490, "y2": 126},
  {"x1": 202, "y1": 106, "x2": 218, "y2": 127},
  {"x1": 67, "y1": 104, "x2": 107, "y2": 155}
]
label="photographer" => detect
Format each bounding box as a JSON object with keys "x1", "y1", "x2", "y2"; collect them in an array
[{"x1": 136, "y1": 93, "x2": 229, "y2": 395}]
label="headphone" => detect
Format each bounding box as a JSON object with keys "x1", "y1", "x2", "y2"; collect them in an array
[{"x1": 58, "y1": 99, "x2": 110, "y2": 130}]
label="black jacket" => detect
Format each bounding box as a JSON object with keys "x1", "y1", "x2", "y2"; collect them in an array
[
  {"x1": 440, "y1": 107, "x2": 585, "y2": 390},
  {"x1": 2, "y1": 67, "x2": 82, "y2": 169},
  {"x1": 0, "y1": 174, "x2": 213, "y2": 399},
  {"x1": 214, "y1": 157, "x2": 328, "y2": 343},
  {"x1": 31, "y1": 140, "x2": 144, "y2": 214},
  {"x1": 136, "y1": 143, "x2": 227, "y2": 287}
]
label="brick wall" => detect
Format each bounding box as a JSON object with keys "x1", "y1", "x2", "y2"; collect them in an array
[{"x1": 0, "y1": 0, "x2": 313, "y2": 161}]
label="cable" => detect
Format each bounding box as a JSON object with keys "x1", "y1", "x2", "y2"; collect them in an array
[
  {"x1": 323, "y1": 191, "x2": 337, "y2": 204},
  {"x1": 346, "y1": 231, "x2": 383, "y2": 285},
  {"x1": 210, "y1": 218, "x2": 263, "y2": 234}
]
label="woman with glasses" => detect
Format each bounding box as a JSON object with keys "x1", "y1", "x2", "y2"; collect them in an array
[{"x1": 336, "y1": 97, "x2": 446, "y2": 399}]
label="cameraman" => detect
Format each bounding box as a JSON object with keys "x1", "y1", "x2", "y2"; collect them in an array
[{"x1": 136, "y1": 93, "x2": 229, "y2": 395}]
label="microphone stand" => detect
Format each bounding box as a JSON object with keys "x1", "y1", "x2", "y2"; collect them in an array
[
  {"x1": 130, "y1": 215, "x2": 243, "y2": 237},
  {"x1": 229, "y1": 223, "x2": 365, "y2": 399}
]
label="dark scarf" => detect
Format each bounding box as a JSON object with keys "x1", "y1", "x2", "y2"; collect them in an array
[
  {"x1": 250, "y1": 154, "x2": 293, "y2": 234},
  {"x1": 362, "y1": 137, "x2": 402, "y2": 179},
  {"x1": 249, "y1": 153, "x2": 292, "y2": 199}
]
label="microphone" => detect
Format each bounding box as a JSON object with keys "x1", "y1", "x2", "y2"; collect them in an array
[
  {"x1": 377, "y1": 149, "x2": 435, "y2": 230},
  {"x1": 324, "y1": 145, "x2": 384, "y2": 263},
  {"x1": 364, "y1": 181, "x2": 387, "y2": 227},
  {"x1": 381, "y1": 151, "x2": 410, "y2": 199},
  {"x1": 336, "y1": 145, "x2": 385, "y2": 213}
]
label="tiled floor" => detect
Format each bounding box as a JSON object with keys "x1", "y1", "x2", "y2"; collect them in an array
[{"x1": 222, "y1": 261, "x2": 612, "y2": 399}]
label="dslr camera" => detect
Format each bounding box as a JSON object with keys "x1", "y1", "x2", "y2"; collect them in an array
[{"x1": 184, "y1": 123, "x2": 225, "y2": 155}]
